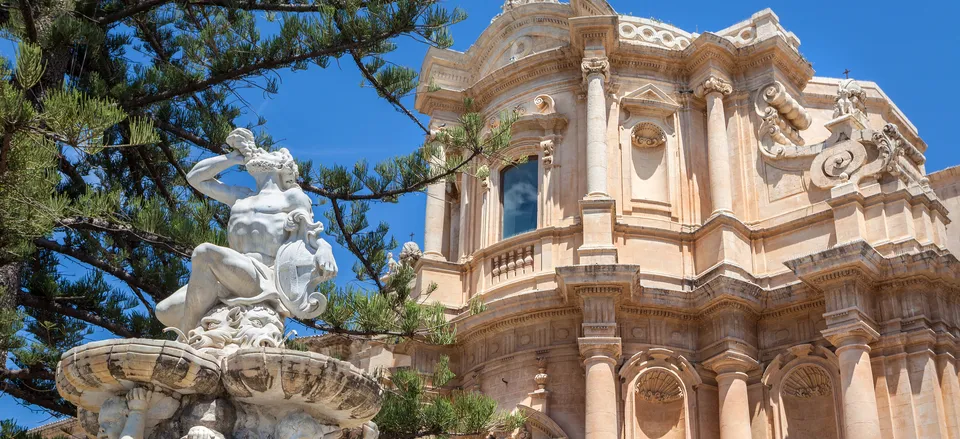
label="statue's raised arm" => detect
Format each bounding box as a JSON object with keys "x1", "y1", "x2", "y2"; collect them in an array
[{"x1": 186, "y1": 129, "x2": 261, "y2": 206}]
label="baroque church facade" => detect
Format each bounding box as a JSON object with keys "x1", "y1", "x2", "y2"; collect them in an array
[{"x1": 314, "y1": 1, "x2": 960, "y2": 439}]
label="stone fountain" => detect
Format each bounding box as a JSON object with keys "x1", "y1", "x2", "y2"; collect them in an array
[{"x1": 56, "y1": 128, "x2": 382, "y2": 439}]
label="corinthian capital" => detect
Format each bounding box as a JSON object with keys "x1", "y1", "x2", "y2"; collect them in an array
[
  {"x1": 581, "y1": 57, "x2": 610, "y2": 83},
  {"x1": 694, "y1": 75, "x2": 733, "y2": 98}
]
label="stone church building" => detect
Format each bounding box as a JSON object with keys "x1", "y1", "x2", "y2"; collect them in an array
[
  {"x1": 31, "y1": 1, "x2": 960, "y2": 439},
  {"x1": 314, "y1": 1, "x2": 960, "y2": 439}
]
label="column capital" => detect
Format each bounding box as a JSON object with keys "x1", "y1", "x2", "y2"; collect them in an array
[
  {"x1": 822, "y1": 319, "x2": 880, "y2": 349},
  {"x1": 581, "y1": 56, "x2": 610, "y2": 84},
  {"x1": 703, "y1": 350, "x2": 759, "y2": 375},
  {"x1": 694, "y1": 75, "x2": 733, "y2": 98},
  {"x1": 578, "y1": 336, "x2": 621, "y2": 362}
]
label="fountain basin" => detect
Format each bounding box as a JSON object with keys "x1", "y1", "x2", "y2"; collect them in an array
[{"x1": 221, "y1": 347, "x2": 382, "y2": 428}]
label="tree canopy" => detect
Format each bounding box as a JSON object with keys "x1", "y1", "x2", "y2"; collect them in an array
[{"x1": 0, "y1": 0, "x2": 520, "y2": 435}]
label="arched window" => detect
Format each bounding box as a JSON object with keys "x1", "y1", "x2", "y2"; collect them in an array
[{"x1": 501, "y1": 157, "x2": 538, "y2": 238}]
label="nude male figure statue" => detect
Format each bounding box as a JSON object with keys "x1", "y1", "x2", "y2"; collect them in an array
[{"x1": 156, "y1": 128, "x2": 337, "y2": 334}]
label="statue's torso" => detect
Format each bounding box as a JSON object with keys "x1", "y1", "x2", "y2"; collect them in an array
[{"x1": 227, "y1": 188, "x2": 306, "y2": 263}]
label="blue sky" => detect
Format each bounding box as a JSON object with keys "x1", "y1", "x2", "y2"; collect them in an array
[{"x1": 6, "y1": 0, "x2": 960, "y2": 430}]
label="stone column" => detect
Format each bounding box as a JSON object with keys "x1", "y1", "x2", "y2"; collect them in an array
[
  {"x1": 826, "y1": 327, "x2": 883, "y2": 439},
  {"x1": 582, "y1": 57, "x2": 609, "y2": 198},
  {"x1": 695, "y1": 76, "x2": 734, "y2": 216},
  {"x1": 704, "y1": 352, "x2": 757, "y2": 439},
  {"x1": 579, "y1": 339, "x2": 620, "y2": 439},
  {"x1": 423, "y1": 180, "x2": 446, "y2": 260}
]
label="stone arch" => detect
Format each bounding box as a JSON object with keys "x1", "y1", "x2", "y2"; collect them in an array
[
  {"x1": 761, "y1": 344, "x2": 843, "y2": 439},
  {"x1": 515, "y1": 404, "x2": 570, "y2": 439},
  {"x1": 620, "y1": 348, "x2": 701, "y2": 439}
]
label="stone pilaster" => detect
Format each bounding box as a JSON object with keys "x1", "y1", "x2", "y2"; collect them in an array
[
  {"x1": 823, "y1": 323, "x2": 883, "y2": 439},
  {"x1": 577, "y1": 284, "x2": 621, "y2": 439},
  {"x1": 703, "y1": 351, "x2": 758, "y2": 439},
  {"x1": 423, "y1": 180, "x2": 447, "y2": 260},
  {"x1": 695, "y1": 75, "x2": 734, "y2": 216}
]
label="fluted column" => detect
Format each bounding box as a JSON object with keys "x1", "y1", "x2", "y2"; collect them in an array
[
  {"x1": 423, "y1": 180, "x2": 446, "y2": 259},
  {"x1": 695, "y1": 76, "x2": 734, "y2": 215},
  {"x1": 704, "y1": 352, "x2": 757, "y2": 439},
  {"x1": 582, "y1": 57, "x2": 609, "y2": 198},
  {"x1": 579, "y1": 339, "x2": 620, "y2": 439},
  {"x1": 826, "y1": 327, "x2": 882, "y2": 439}
]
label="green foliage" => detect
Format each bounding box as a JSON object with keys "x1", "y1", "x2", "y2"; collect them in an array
[
  {"x1": 0, "y1": 0, "x2": 519, "y2": 435},
  {"x1": 375, "y1": 356, "x2": 525, "y2": 439},
  {"x1": 0, "y1": 419, "x2": 48, "y2": 439}
]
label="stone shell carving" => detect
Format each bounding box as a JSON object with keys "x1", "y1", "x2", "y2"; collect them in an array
[
  {"x1": 631, "y1": 122, "x2": 666, "y2": 148},
  {"x1": 782, "y1": 365, "x2": 832, "y2": 398},
  {"x1": 221, "y1": 347, "x2": 383, "y2": 428},
  {"x1": 635, "y1": 369, "x2": 683, "y2": 403}
]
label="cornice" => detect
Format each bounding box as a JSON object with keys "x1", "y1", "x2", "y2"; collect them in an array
[{"x1": 455, "y1": 307, "x2": 580, "y2": 342}]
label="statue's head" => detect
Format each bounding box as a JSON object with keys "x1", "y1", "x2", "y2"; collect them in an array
[
  {"x1": 246, "y1": 148, "x2": 299, "y2": 189},
  {"x1": 97, "y1": 396, "x2": 129, "y2": 439},
  {"x1": 187, "y1": 305, "x2": 242, "y2": 352}
]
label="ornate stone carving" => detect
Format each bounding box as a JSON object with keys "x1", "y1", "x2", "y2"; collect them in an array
[
  {"x1": 501, "y1": 0, "x2": 559, "y2": 12},
  {"x1": 810, "y1": 121, "x2": 925, "y2": 189},
  {"x1": 782, "y1": 365, "x2": 832, "y2": 398},
  {"x1": 398, "y1": 241, "x2": 423, "y2": 266},
  {"x1": 635, "y1": 369, "x2": 683, "y2": 403},
  {"x1": 833, "y1": 78, "x2": 867, "y2": 123},
  {"x1": 756, "y1": 81, "x2": 812, "y2": 159},
  {"x1": 694, "y1": 76, "x2": 732, "y2": 98},
  {"x1": 534, "y1": 356, "x2": 549, "y2": 391},
  {"x1": 157, "y1": 128, "x2": 337, "y2": 344},
  {"x1": 534, "y1": 94, "x2": 555, "y2": 114},
  {"x1": 541, "y1": 138, "x2": 556, "y2": 166},
  {"x1": 56, "y1": 128, "x2": 382, "y2": 439},
  {"x1": 630, "y1": 122, "x2": 666, "y2": 148},
  {"x1": 581, "y1": 57, "x2": 610, "y2": 84},
  {"x1": 618, "y1": 20, "x2": 691, "y2": 50}
]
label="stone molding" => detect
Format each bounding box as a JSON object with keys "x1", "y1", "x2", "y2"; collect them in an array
[
  {"x1": 702, "y1": 350, "x2": 759, "y2": 374},
  {"x1": 694, "y1": 75, "x2": 733, "y2": 98},
  {"x1": 578, "y1": 336, "x2": 622, "y2": 360}
]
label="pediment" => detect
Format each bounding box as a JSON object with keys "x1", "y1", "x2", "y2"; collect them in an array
[
  {"x1": 477, "y1": 32, "x2": 570, "y2": 79},
  {"x1": 621, "y1": 84, "x2": 681, "y2": 117},
  {"x1": 516, "y1": 404, "x2": 570, "y2": 439}
]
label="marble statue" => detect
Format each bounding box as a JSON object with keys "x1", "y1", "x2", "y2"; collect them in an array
[
  {"x1": 56, "y1": 128, "x2": 382, "y2": 439},
  {"x1": 156, "y1": 127, "x2": 337, "y2": 344}
]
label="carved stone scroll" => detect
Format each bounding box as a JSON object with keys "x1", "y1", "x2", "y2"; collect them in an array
[{"x1": 756, "y1": 81, "x2": 812, "y2": 159}]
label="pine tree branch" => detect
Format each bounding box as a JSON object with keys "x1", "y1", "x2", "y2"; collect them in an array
[
  {"x1": 149, "y1": 116, "x2": 222, "y2": 153},
  {"x1": 56, "y1": 217, "x2": 193, "y2": 258},
  {"x1": 0, "y1": 382, "x2": 72, "y2": 417},
  {"x1": 300, "y1": 149, "x2": 480, "y2": 201},
  {"x1": 0, "y1": 366, "x2": 55, "y2": 382},
  {"x1": 18, "y1": 290, "x2": 141, "y2": 338},
  {"x1": 329, "y1": 199, "x2": 385, "y2": 291},
  {"x1": 32, "y1": 238, "x2": 167, "y2": 299},
  {"x1": 348, "y1": 50, "x2": 428, "y2": 134},
  {"x1": 125, "y1": 30, "x2": 415, "y2": 108},
  {"x1": 16, "y1": 0, "x2": 38, "y2": 42}
]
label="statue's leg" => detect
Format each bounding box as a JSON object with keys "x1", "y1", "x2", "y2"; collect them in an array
[
  {"x1": 156, "y1": 285, "x2": 187, "y2": 329},
  {"x1": 179, "y1": 243, "x2": 262, "y2": 332}
]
